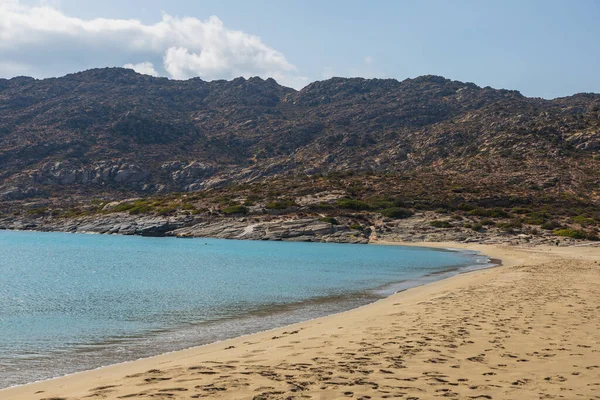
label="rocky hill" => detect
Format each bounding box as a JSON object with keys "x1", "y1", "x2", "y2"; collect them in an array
[
  {"x1": 1, "y1": 68, "x2": 600, "y2": 245},
  {"x1": 1, "y1": 67, "x2": 599, "y2": 202}
]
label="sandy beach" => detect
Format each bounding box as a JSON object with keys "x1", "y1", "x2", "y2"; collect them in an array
[{"x1": 2, "y1": 242, "x2": 600, "y2": 399}]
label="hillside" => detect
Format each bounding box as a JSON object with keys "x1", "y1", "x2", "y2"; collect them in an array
[
  {"x1": 1, "y1": 68, "x2": 599, "y2": 197},
  {"x1": 1, "y1": 68, "x2": 599, "y2": 243}
]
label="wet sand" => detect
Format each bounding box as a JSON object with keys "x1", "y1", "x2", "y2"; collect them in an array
[{"x1": 2, "y1": 242, "x2": 600, "y2": 399}]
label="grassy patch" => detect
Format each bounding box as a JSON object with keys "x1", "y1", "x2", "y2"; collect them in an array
[
  {"x1": 471, "y1": 223, "x2": 484, "y2": 232},
  {"x1": 181, "y1": 203, "x2": 196, "y2": 211},
  {"x1": 541, "y1": 220, "x2": 561, "y2": 230},
  {"x1": 319, "y1": 216, "x2": 339, "y2": 225},
  {"x1": 497, "y1": 220, "x2": 523, "y2": 233},
  {"x1": 572, "y1": 215, "x2": 595, "y2": 227},
  {"x1": 265, "y1": 199, "x2": 298, "y2": 210},
  {"x1": 430, "y1": 220, "x2": 452, "y2": 228},
  {"x1": 222, "y1": 205, "x2": 249, "y2": 215},
  {"x1": 111, "y1": 199, "x2": 156, "y2": 215},
  {"x1": 156, "y1": 206, "x2": 178, "y2": 216},
  {"x1": 553, "y1": 229, "x2": 587, "y2": 239},
  {"x1": 468, "y1": 207, "x2": 510, "y2": 218},
  {"x1": 26, "y1": 207, "x2": 48, "y2": 216},
  {"x1": 380, "y1": 207, "x2": 413, "y2": 219},
  {"x1": 336, "y1": 199, "x2": 373, "y2": 211}
]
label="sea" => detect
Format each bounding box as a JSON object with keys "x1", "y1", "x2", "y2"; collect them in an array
[{"x1": 0, "y1": 230, "x2": 491, "y2": 388}]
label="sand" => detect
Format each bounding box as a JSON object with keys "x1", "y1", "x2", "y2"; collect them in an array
[{"x1": 2, "y1": 242, "x2": 600, "y2": 399}]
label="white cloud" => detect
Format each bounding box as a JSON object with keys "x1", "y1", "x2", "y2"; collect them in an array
[
  {"x1": 0, "y1": 1, "x2": 308, "y2": 88},
  {"x1": 123, "y1": 62, "x2": 159, "y2": 77}
]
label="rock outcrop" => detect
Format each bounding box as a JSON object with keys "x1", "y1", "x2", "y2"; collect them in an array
[
  {"x1": 30, "y1": 161, "x2": 150, "y2": 186},
  {"x1": 0, "y1": 214, "x2": 370, "y2": 243}
]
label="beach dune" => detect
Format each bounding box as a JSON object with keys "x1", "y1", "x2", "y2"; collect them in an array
[{"x1": 2, "y1": 243, "x2": 600, "y2": 399}]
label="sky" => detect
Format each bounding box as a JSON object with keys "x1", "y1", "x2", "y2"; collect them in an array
[{"x1": 1, "y1": 0, "x2": 599, "y2": 98}]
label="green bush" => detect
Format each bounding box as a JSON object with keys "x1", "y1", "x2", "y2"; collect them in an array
[
  {"x1": 129, "y1": 204, "x2": 154, "y2": 215},
  {"x1": 572, "y1": 215, "x2": 595, "y2": 227},
  {"x1": 111, "y1": 199, "x2": 156, "y2": 215},
  {"x1": 112, "y1": 203, "x2": 136, "y2": 212},
  {"x1": 336, "y1": 199, "x2": 373, "y2": 211},
  {"x1": 469, "y1": 207, "x2": 510, "y2": 218},
  {"x1": 471, "y1": 223, "x2": 484, "y2": 232},
  {"x1": 215, "y1": 195, "x2": 233, "y2": 205},
  {"x1": 367, "y1": 199, "x2": 393, "y2": 209},
  {"x1": 222, "y1": 205, "x2": 249, "y2": 215},
  {"x1": 156, "y1": 206, "x2": 178, "y2": 216},
  {"x1": 553, "y1": 229, "x2": 586, "y2": 239},
  {"x1": 541, "y1": 220, "x2": 561, "y2": 230},
  {"x1": 468, "y1": 208, "x2": 486, "y2": 217},
  {"x1": 349, "y1": 224, "x2": 363, "y2": 230},
  {"x1": 265, "y1": 200, "x2": 298, "y2": 210},
  {"x1": 319, "y1": 217, "x2": 338, "y2": 225},
  {"x1": 481, "y1": 219, "x2": 496, "y2": 226},
  {"x1": 457, "y1": 202, "x2": 476, "y2": 211},
  {"x1": 490, "y1": 208, "x2": 510, "y2": 218},
  {"x1": 524, "y1": 211, "x2": 550, "y2": 225},
  {"x1": 366, "y1": 197, "x2": 405, "y2": 209},
  {"x1": 380, "y1": 207, "x2": 413, "y2": 219},
  {"x1": 497, "y1": 220, "x2": 523, "y2": 233},
  {"x1": 313, "y1": 202, "x2": 334, "y2": 210},
  {"x1": 61, "y1": 210, "x2": 84, "y2": 219},
  {"x1": 27, "y1": 207, "x2": 48, "y2": 216},
  {"x1": 498, "y1": 220, "x2": 522, "y2": 228},
  {"x1": 430, "y1": 220, "x2": 452, "y2": 228},
  {"x1": 243, "y1": 195, "x2": 260, "y2": 206}
]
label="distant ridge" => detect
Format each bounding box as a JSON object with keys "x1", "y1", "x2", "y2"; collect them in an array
[{"x1": 0, "y1": 67, "x2": 599, "y2": 201}]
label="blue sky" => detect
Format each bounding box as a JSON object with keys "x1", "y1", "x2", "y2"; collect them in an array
[{"x1": 6, "y1": 0, "x2": 600, "y2": 98}]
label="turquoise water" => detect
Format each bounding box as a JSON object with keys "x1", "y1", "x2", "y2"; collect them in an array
[{"x1": 0, "y1": 230, "x2": 487, "y2": 388}]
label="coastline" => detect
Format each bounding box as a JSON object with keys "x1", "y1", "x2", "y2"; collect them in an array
[
  {"x1": 2, "y1": 242, "x2": 599, "y2": 399},
  {"x1": 0, "y1": 239, "x2": 489, "y2": 389}
]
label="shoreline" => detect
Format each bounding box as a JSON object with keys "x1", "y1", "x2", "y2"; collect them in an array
[
  {"x1": 3, "y1": 207, "x2": 593, "y2": 247},
  {"x1": 3, "y1": 242, "x2": 599, "y2": 399},
  {"x1": 0, "y1": 242, "x2": 504, "y2": 395},
  {"x1": 0, "y1": 239, "x2": 490, "y2": 391}
]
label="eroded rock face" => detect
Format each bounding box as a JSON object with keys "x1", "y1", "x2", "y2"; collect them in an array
[
  {"x1": 8, "y1": 214, "x2": 194, "y2": 237},
  {"x1": 170, "y1": 218, "x2": 369, "y2": 243},
  {"x1": 0, "y1": 214, "x2": 370, "y2": 244},
  {"x1": 30, "y1": 161, "x2": 150, "y2": 186},
  {"x1": 0, "y1": 186, "x2": 38, "y2": 200},
  {"x1": 23, "y1": 159, "x2": 222, "y2": 192},
  {"x1": 567, "y1": 132, "x2": 600, "y2": 150},
  {"x1": 161, "y1": 161, "x2": 217, "y2": 188}
]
